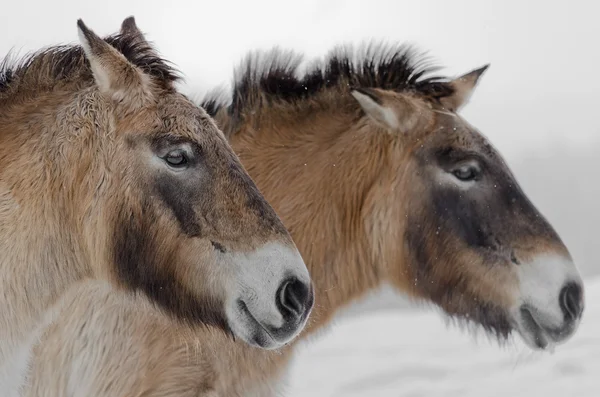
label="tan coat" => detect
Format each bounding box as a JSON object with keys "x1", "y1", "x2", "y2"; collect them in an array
[{"x1": 19, "y1": 28, "x2": 584, "y2": 397}]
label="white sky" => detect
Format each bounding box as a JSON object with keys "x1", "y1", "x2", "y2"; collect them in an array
[{"x1": 2, "y1": 0, "x2": 599, "y2": 158}]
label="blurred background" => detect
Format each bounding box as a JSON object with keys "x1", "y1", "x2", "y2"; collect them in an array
[{"x1": 2, "y1": 1, "x2": 598, "y2": 395}]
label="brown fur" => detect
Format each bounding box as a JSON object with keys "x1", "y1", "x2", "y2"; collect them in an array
[
  {"x1": 1, "y1": 17, "x2": 313, "y2": 397},
  {"x1": 206, "y1": 44, "x2": 580, "y2": 337},
  {"x1": 22, "y1": 41, "x2": 584, "y2": 396},
  {"x1": 22, "y1": 280, "x2": 285, "y2": 397}
]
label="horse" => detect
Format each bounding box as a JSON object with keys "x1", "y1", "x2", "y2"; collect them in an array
[
  {"x1": 0, "y1": 17, "x2": 313, "y2": 396},
  {"x1": 199, "y1": 41, "x2": 585, "y2": 393},
  {"x1": 23, "y1": 35, "x2": 586, "y2": 396}
]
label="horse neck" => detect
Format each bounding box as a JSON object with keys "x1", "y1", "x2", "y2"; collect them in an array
[
  {"x1": 0, "y1": 91, "x2": 104, "y2": 348},
  {"x1": 228, "y1": 105, "x2": 397, "y2": 337}
]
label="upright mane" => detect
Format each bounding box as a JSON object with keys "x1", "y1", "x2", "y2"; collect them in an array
[
  {"x1": 0, "y1": 32, "x2": 180, "y2": 100},
  {"x1": 201, "y1": 41, "x2": 456, "y2": 134}
]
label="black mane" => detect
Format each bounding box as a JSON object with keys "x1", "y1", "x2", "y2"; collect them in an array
[
  {"x1": 201, "y1": 41, "x2": 455, "y2": 124},
  {"x1": 0, "y1": 31, "x2": 180, "y2": 95}
]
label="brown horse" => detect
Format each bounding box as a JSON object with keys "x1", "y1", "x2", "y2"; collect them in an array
[
  {"x1": 0, "y1": 17, "x2": 313, "y2": 395},
  {"x1": 202, "y1": 42, "x2": 584, "y2": 393},
  {"x1": 22, "y1": 38, "x2": 585, "y2": 396}
]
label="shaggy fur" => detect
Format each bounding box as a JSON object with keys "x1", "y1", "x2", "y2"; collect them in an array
[
  {"x1": 22, "y1": 37, "x2": 583, "y2": 396},
  {"x1": 202, "y1": 42, "x2": 455, "y2": 134},
  {"x1": 2, "y1": 17, "x2": 312, "y2": 397},
  {"x1": 0, "y1": 31, "x2": 178, "y2": 98},
  {"x1": 195, "y1": 41, "x2": 580, "y2": 394}
]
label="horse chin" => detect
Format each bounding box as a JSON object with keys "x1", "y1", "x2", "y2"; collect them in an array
[
  {"x1": 438, "y1": 303, "x2": 513, "y2": 347},
  {"x1": 448, "y1": 305, "x2": 573, "y2": 352}
]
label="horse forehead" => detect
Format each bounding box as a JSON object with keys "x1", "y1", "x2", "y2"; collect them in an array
[
  {"x1": 435, "y1": 114, "x2": 498, "y2": 157},
  {"x1": 155, "y1": 98, "x2": 215, "y2": 139},
  {"x1": 152, "y1": 94, "x2": 230, "y2": 149},
  {"x1": 156, "y1": 94, "x2": 197, "y2": 119}
]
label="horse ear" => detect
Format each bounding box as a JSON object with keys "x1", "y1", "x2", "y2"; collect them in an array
[
  {"x1": 351, "y1": 87, "x2": 423, "y2": 134},
  {"x1": 351, "y1": 87, "x2": 400, "y2": 130},
  {"x1": 77, "y1": 19, "x2": 153, "y2": 108},
  {"x1": 439, "y1": 64, "x2": 489, "y2": 112},
  {"x1": 120, "y1": 16, "x2": 147, "y2": 45}
]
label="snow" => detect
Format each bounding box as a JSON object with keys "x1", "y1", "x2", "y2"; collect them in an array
[{"x1": 286, "y1": 276, "x2": 600, "y2": 397}]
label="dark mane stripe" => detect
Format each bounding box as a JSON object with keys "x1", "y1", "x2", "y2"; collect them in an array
[
  {"x1": 201, "y1": 41, "x2": 455, "y2": 128},
  {"x1": 0, "y1": 32, "x2": 180, "y2": 97}
]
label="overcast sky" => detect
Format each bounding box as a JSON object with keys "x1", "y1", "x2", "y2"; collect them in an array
[{"x1": 2, "y1": 0, "x2": 599, "y2": 159}]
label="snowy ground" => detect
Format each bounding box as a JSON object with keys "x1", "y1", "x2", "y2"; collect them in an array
[{"x1": 287, "y1": 277, "x2": 600, "y2": 397}]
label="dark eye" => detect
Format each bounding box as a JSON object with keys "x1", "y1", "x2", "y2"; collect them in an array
[
  {"x1": 452, "y1": 165, "x2": 479, "y2": 181},
  {"x1": 164, "y1": 150, "x2": 188, "y2": 168}
]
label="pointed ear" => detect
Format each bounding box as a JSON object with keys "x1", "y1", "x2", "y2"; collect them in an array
[
  {"x1": 77, "y1": 19, "x2": 153, "y2": 108},
  {"x1": 439, "y1": 64, "x2": 489, "y2": 112},
  {"x1": 120, "y1": 16, "x2": 147, "y2": 45},
  {"x1": 351, "y1": 87, "x2": 400, "y2": 130},
  {"x1": 351, "y1": 87, "x2": 424, "y2": 134}
]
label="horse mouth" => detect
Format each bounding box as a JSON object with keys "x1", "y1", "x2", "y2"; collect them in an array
[
  {"x1": 518, "y1": 306, "x2": 550, "y2": 349},
  {"x1": 516, "y1": 305, "x2": 577, "y2": 350},
  {"x1": 236, "y1": 299, "x2": 278, "y2": 348}
]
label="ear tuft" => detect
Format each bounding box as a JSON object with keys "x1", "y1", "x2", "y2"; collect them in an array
[
  {"x1": 350, "y1": 86, "x2": 382, "y2": 104},
  {"x1": 76, "y1": 18, "x2": 153, "y2": 109},
  {"x1": 120, "y1": 15, "x2": 148, "y2": 45},
  {"x1": 77, "y1": 19, "x2": 99, "y2": 59},
  {"x1": 351, "y1": 88, "x2": 399, "y2": 131},
  {"x1": 121, "y1": 16, "x2": 139, "y2": 34},
  {"x1": 440, "y1": 64, "x2": 490, "y2": 112}
]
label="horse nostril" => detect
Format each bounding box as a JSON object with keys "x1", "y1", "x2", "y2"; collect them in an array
[
  {"x1": 559, "y1": 282, "x2": 584, "y2": 322},
  {"x1": 277, "y1": 278, "x2": 309, "y2": 319},
  {"x1": 210, "y1": 241, "x2": 226, "y2": 253},
  {"x1": 510, "y1": 251, "x2": 520, "y2": 265}
]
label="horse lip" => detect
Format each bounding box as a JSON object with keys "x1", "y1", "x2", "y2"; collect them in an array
[
  {"x1": 518, "y1": 304, "x2": 577, "y2": 350},
  {"x1": 519, "y1": 305, "x2": 549, "y2": 349},
  {"x1": 236, "y1": 299, "x2": 277, "y2": 345}
]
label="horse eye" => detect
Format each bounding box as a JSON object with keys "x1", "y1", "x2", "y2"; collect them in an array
[
  {"x1": 452, "y1": 165, "x2": 478, "y2": 181},
  {"x1": 164, "y1": 150, "x2": 188, "y2": 168}
]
